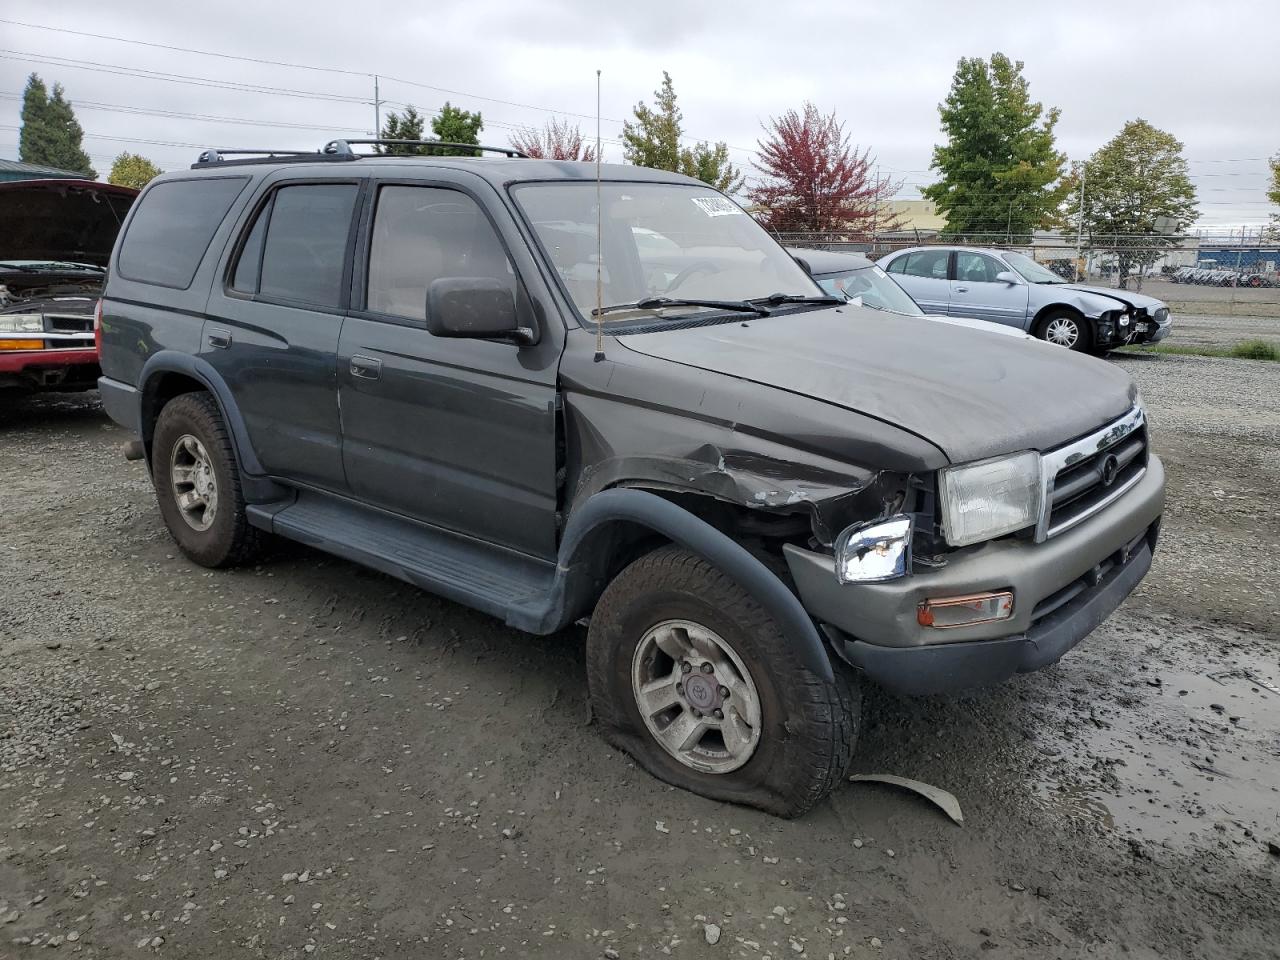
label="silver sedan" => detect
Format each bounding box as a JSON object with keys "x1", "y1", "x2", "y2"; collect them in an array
[{"x1": 878, "y1": 246, "x2": 1172, "y2": 353}]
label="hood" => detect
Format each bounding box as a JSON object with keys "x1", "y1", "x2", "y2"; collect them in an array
[
  {"x1": 0, "y1": 179, "x2": 138, "y2": 267},
  {"x1": 1058, "y1": 283, "x2": 1165, "y2": 312},
  {"x1": 616, "y1": 305, "x2": 1135, "y2": 464}
]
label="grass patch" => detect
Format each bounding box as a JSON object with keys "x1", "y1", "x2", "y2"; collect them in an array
[{"x1": 1120, "y1": 339, "x2": 1280, "y2": 361}]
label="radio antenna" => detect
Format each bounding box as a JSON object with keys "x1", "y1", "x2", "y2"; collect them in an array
[{"x1": 593, "y1": 68, "x2": 606, "y2": 362}]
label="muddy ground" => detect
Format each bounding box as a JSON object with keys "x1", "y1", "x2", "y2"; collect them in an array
[{"x1": 2, "y1": 350, "x2": 1278, "y2": 959}]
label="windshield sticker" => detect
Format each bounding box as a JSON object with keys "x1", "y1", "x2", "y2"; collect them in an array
[{"x1": 691, "y1": 196, "x2": 745, "y2": 218}]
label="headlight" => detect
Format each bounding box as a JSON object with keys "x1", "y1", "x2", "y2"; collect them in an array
[
  {"x1": 938, "y1": 451, "x2": 1043, "y2": 547},
  {"x1": 0, "y1": 314, "x2": 44, "y2": 334},
  {"x1": 835, "y1": 515, "x2": 912, "y2": 583}
]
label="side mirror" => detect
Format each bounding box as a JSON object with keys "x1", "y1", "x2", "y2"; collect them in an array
[
  {"x1": 425, "y1": 277, "x2": 534, "y2": 344},
  {"x1": 994, "y1": 271, "x2": 1020, "y2": 285},
  {"x1": 791, "y1": 255, "x2": 813, "y2": 276}
]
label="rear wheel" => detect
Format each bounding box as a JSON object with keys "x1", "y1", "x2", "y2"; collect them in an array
[
  {"x1": 152, "y1": 392, "x2": 261, "y2": 568},
  {"x1": 1036, "y1": 309, "x2": 1092, "y2": 351},
  {"x1": 586, "y1": 546, "x2": 859, "y2": 817}
]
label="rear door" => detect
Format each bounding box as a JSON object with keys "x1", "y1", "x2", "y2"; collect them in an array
[
  {"x1": 883, "y1": 249, "x2": 952, "y2": 314},
  {"x1": 949, "y1": 251, "x2": 1029, "y2": 328},
  {"x1": 202, "y1": 177, "x2": 363, "y2": 491},
  {"x1": 336, "y1": 175, "x2": 563, "y2": 559}
]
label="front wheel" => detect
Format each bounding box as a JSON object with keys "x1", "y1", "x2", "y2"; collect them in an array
[
  {"x1": 1035, "y1": 310, "x2": 1092, "y2": 351},
  {"x1": 586, "y1": 546, "x2": 859, "y2": 817}
]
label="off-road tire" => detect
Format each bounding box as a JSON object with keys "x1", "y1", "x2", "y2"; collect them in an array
[
  {"x1": 152, "y1": 392, "x2": 261, "y2": 568},
  {"x1": 586, "y1": 546, "x2": 860, "y2": 818},
  {"x1": 1035, "y1": 309, "x2": 1093, "y2": 352}
]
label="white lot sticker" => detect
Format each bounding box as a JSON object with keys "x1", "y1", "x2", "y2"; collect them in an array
[{"x1": 691, "y1": 196, "x2": 745, "y2": 217}]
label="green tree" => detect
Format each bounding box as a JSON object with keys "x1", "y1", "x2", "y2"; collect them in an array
[
  {"x1": 679, "y1": 141, "x2": 744, "y2": 194},
  {"x1": 107, "y1": 152, "x2": 162, "y2": 190},
  {"x1": 429, "y1": 102, "x2": 484, "y2": 156},
  {"x1": 378, "y1": 105, "x2": 428, "y2": 154},
  {"x1": 622, "y1": 72, "x2": 743, "y2": 192},
  {"x1": 18, "y1": 73, "x2": 95, "y2": 178},
  {"x1": 1268, "y1": 152, "x2": 1279, "y2": 237},
  {"x1": 923, "y1": 53, "x2": 1066, "y2": 241},
  {"x1": 1062, "y1": 119, "x2": 1199, "y2": 291}
]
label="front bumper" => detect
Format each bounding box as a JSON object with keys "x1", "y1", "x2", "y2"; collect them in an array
[
  {"x1": 1130, "y1": 316, "x2": 1172, "y2": 344},
  {"x1": 0, "y1": 347, "x2": 100, "y2": 390},
  {"x1": 784, "y1": 455, "x2": 1165, "y2": 695}
]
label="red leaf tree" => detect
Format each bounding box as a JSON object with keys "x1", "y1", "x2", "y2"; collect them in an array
[
  {"x1": 749, "y1": 102, "x2": 901, "y2": 236},
  {"x1": 509, "y1": 117, "x2": 598, "y2": 162}
]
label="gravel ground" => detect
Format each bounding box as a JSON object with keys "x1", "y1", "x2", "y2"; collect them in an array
[{"x1": 2, "y1": 352, "x2": 1279, "y2": 959}]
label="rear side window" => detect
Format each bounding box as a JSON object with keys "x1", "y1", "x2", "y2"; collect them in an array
[
  {"x1": 900, "y1": 250, "x2": 951, "y2": 280},
  {"x1": 118, "y1": 177, "x2": 248, "y2": 288},
  {"x1": 255, "y1": 184, "x2": 359, "y2": 309}
]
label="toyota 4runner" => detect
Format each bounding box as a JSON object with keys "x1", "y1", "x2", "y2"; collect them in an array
[{"x1": 97, "y1": 140, "x2": 1164, "y2": 816}]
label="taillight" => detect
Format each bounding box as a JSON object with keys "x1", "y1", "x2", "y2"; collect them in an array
[{"x1": 94, "y1": 298, "x2": 104, "y2": 354}]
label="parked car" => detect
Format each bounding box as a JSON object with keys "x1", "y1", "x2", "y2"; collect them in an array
[
  {"x1": 794, "y1": 248, "x2": 1032, "y2": 340},
  {"x1": 879, "y1": 246, "x2": 1172, "y2": 352},
  {"x1": 97, "y1": 142, "x2": 1164, "y2": 817},
  {"x1": 0, "y1": 179, "x2": 138, "y2": 395}
]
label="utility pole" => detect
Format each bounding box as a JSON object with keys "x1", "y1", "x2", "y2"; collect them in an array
[
  {"x1": 373, "y1": 75, "x2": 382, "y2": 138},
  {"x1": 870, "y1": 164, "x2": 879, "y2": 253},
  {"x1": 1074, "y1": 161, "x2": 1087, "y2": 281}
]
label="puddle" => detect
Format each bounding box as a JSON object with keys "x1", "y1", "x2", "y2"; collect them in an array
[{"x1": 1032, "y1": 645, "x2": 1280, "y2": 851}]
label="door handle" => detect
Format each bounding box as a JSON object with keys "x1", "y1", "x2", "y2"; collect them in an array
[
  {"x1": 350, "y1": 355, "x2": 382, "y2": 380},
  {"x1": 207, "y1": 328, "x2": 232, "y2": 349},
  {"x1": 954, "y1": 286, "x2": 969, "y2": 293}
]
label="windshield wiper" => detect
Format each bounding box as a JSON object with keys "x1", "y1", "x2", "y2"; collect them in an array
[
  {"x1": 748, "y1": 292, "x2": 844, "y2": 307},
  {"x1": 592, "y1": 296, "x2": 770, "y2": 319}
]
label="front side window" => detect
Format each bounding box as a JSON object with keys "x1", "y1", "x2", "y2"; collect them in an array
[
  {"x1": 513, "y1": 182, "x2": 820, "y2": 322},
  {"x1": 900, "y1": 249, "x2": 951, "y2": 280},
  {"x1": 1002, "y1": 250, "x2": 1065, "y2": 284},
  {"x1": 250, "y1": 183, "x2": 358, "y2": 309},
  {"x1": 955, "y1": 251, "x2": 1005, "y2": 283},
  {"x1": 366, "y1": 185, "x2": 515, "y2": 321},
  {"x1": 816, "y1": 266, "x2": 924, "y2": 316},
  {"x1": 119, "y1": 177, "x2": 248, "y2": 288}
]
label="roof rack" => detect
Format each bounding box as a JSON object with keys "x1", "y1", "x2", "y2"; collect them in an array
[
  {"x1": 323, "y1": 139, "x2": 529, "y2": 159},
  {"x1": 192, "y1": 148, "x2": 347, "y2": 169}
]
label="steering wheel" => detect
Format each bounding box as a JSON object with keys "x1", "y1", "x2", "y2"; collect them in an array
[{"x1": 662, "y1": 260, "x2": 718, "y2": 296}]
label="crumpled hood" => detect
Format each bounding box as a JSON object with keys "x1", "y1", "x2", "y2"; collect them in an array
[
  {"x1": 1059, "y1": 283, "x2": 1165, "y2": 312},
  {"x1": 617, "y1": 306, "x2": 1136, "y2": 464},
  {"x1": 0, "y1": 179, "x2": 137, "y2": 266}
]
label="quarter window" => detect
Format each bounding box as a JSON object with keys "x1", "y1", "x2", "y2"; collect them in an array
[
  {"x1": 118, "y1": 177, "x2": 248, "y2": 288},
  {"x1": 366, "y1": 185, "x2": 515, "y2": 321},
  {"x1": 899, "y1": 250, "x2": 951, "y2": 280}
]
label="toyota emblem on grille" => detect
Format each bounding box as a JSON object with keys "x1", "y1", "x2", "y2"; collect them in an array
[{"x1": 1100, "y1": 453, "x2": 1121, "y2": 487}]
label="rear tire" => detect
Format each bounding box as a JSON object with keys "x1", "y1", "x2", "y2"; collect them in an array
[
  {"x1": 1035, "y1": 309, "x2": 1092, "y2": 351},
  {"x1": 152, "y1": 392, "x2": 261, "y2": 568},
  {"x1": 586, "y1": 546, "x2": 859, "y2": 818}
]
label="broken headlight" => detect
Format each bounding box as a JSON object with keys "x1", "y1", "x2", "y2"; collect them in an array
[
  {"x1": 0, "y1": 314, "x2": 44, "y2": 334},
  {"x1": 937, "y1": 451, "x2": 1043, "y2": 547}
]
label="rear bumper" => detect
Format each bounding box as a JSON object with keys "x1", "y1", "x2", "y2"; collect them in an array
[
  {"x1": 97, "y1": 375, "x2": 142, "y2": 434},
  {"x1": 785, "y1": 456, "x2": 1165, "y2": 695}
]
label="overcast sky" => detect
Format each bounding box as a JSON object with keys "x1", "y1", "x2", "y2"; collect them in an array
[{"x1": 2, "y1": 1, "x2": 1276, "y2": 228}]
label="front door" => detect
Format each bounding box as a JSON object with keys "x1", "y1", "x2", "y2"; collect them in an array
[
  {"x1": 201, "y1": 179, "x2": 363, "y2": 491},
  {"x1": 948, "y1": 251, "x2": 1029, "y2": 328},
  {"x1": 337, "y1": 181, "x2": 562, "y2": 560},
  {"x1": 884, "y1": 249, "x2": 952, "y2": 315}
]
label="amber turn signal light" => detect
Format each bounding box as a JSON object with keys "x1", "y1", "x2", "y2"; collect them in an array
[{"x1": 918, "y1": 591, "x2": 1014, "y2": 628}]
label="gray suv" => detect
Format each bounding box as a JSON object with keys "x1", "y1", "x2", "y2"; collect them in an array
[{"x1": 97, "y1": 140, "x2": 1165, "y2": 817}]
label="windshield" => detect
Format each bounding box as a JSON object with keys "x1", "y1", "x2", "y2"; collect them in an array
[
  {"x1": 1002, "y1": 250, "x2": 1065, "y2": 284},
  {"x1": 513, "y1": 182, "x2": 821, "y2": 322},
  {"x1": 815, "y1": 265, "x2": 924, "y2": 316}
]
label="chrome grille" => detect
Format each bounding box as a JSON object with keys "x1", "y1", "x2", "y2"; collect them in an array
[{"x1": 1035, "y1": 405, "x2": 1147, "y2": 542}]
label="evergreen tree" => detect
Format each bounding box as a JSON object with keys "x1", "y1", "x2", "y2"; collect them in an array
[
  {"x1": 19, "y1": 73, "x2": 95, "y2": 178},
  {"x1": 379, "y1": 106, "x2": 428, "y2": 154},
  {"x1": 923, "y1": 54, "x2": 1065, "y2": 241},
  {"x1": 1062, "y1": 119, "x2": 1198, "y2": 290},
  {"x1": 623, "y1": 72, "x2": 742, "y2": 192},
  {"x1": 108, "y1": 152, "x2": 163, "y2": 190}
]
